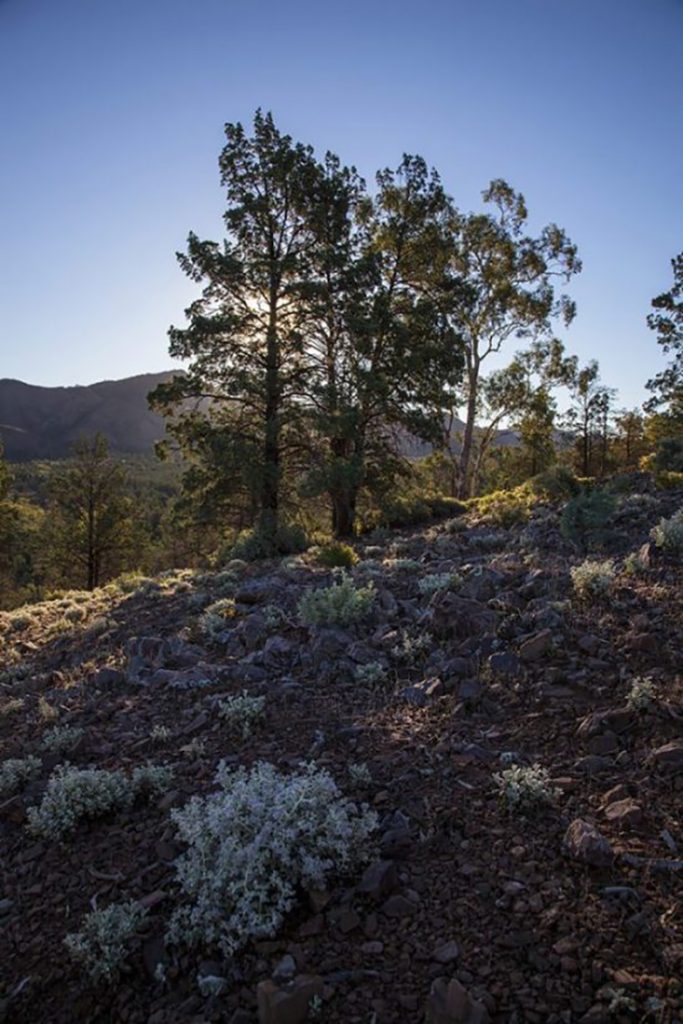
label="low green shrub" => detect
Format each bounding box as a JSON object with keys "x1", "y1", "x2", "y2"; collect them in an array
[
  {"x1": 570, "y1": 558, "x2": 616, "y2": 600},
  {"x1": 231, "y1": 523, "x2": 309, "y2": 562},
  {"x1": 316, "y1": 543, "x2": 358, "y2": 569},
  {"x1": 530, "y1": 465, "x2": 580, "y2": 500},
  {"x1": 655, "y1": 470, "x2": 683, "y2": 491},
  {"x1": 650, "y1": 508, "x2": 683, "y2": 552},
  {"x1": 560, "y1": 488, "x2": 616, "y2": 549},
  {"x1": 471, "y1": 486, "x2": 536, "y2": 527},
  {"x1": 199, "y1": 598, "x2": 238, "y2": 639},
  {"x1": 298, "y1": 574, "x2": 375, "y2": 627}
]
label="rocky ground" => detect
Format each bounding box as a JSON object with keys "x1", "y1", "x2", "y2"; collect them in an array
[{"x1": 1, "y1": 485, "x2": 682, "y2": 1024}]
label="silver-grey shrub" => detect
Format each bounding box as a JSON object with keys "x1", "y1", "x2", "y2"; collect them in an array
[
  {"x1": 26, "y1": 763, "x2": 172, "y2": 838},
  {"x1": 0, "y1": 755, "x2": 42, "y2": 797},
  {"x1": 651, "y1": 508, "x2": 683, "y2": 553},
  {"x1": 167, "y1": 760, "x2": 377, "y2": 957},
  {"x1": 64, "y1": 901, "x2": 148, "y2": 983}
]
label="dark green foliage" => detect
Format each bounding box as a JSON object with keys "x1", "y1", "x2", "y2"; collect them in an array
[
  {"x1": 652, "y1": 437, "x2": 683, "y2": 472},
  {"x1": 446, "y1": 181, "x2": 581, "y2": 497},
  {"x1": 470, "y1": 486, "x2": 536, "y2": 527},
  {"x1": 530, "y1": 465, "x2": 580, "y2": 500},
  {"x1": 646, "y1": 253, "x2": 683, "y2": 422},
  {"x1": 366, "y1": 493, "x2": 464, "y2": 531},
  {"x1": 316, "y1": 543, "x2": 358, "y2": 568},
  {"x1": 230, "y1": 523, "x2": 309, "y2": 562},
  {"x1": 46, "y1": 435, "x2": 137, "y2": 590},
  {"x1": 560, "y1": 488, "x2": 616, "y2": 549}
]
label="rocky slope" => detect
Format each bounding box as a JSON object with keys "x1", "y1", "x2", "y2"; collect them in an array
[{"x1": 1, "y1": 487, "x2": 682, "y2": 1024}]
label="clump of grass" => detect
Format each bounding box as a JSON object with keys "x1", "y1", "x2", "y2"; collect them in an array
[
  {"x1": 626, "y1": 676, "x2": 656, "y2": 711},
  {"x1": 0, "y1": 697, "x2": 24, "y2": 718},
  {"x1": 315, "y1": 543, "x2": 358, "y2": 569},
  {"x1": 199, "y1": 598, "x2": 238, "y2": 639},
  {"x1": 38, "y1": 696, "x2": 59, "y2": 723},
  {"x1": 570, "y1": 558, "x2": 616, "y2": 600}
]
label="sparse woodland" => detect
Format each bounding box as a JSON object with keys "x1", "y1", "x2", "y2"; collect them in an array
[{"x1": 1, "y1": 112, "x2": 683, "y2": 1024}]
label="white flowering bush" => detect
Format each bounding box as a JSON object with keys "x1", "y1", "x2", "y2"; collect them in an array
[
  {"x1": 41, "y1": 725, "x2": 84, "y2": 755},
  {"x1": 626, "y1": 676, "x2": 656, "y2": 711},
  {"x1": 217, "y1": 692, "x2": 266, "y2": 738},
  {"x1": 651, "y1": 508, "x2": 683, "y2": 553},
  {"x1": 199, "y1": 598, "x2": 238, "y2": 639},
  {"x1": 26, "y1": 763, "x2": 173, "y2": 838},
  {"x1": 494, "y1": 763, "x2": 558, "y2": 810},
  {"x1": 0, "y1": 755, "x2": 42, "y2": 797},
  {"x1": 167, "y1": 760, "x2": 377, "y2": 957},
  {"x1": 64, "y1": 901, "x2": 148, "y2": 983},
  {"x1": 354, "y1": 661, "x2": 388, "y2": 686},
  {"x1": 298, "y1": 574, "x2": 375, "y2": 627},
  {"x1": 417, "y1": 572, "x2": 461, "y2": 596},
  {"x1": 570, "y1": 558, "x2": 616, "y2": 600}
]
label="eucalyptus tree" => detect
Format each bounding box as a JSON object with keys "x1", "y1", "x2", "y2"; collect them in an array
[
  {"x1": 564, "y1": 361, "x2": 616, "y2": 477},
  {"x1": 471, "y1": 338, "x2": 578, "y2": 488},
  {"x1": 445, "y1": 180, "x2": 581, "y2": 497},
  {"x1": 150, "y1": 111, "x2": 320, "y2": 543},
  {"x1": 301, "y1": 154, "x2": 461, "y2": 536}
]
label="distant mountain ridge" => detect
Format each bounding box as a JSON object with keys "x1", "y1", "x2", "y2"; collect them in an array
[
  {"x1": 0, "y1": 372, "x2": 176, "y2": 461},
  {"x1": 0, "y1": 371, "x2": 521, "y2": 463}
]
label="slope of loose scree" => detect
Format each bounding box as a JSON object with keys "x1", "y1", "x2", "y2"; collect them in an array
[{"x1": 1, "y1": 486, "x2": 682, "y2": 1024}]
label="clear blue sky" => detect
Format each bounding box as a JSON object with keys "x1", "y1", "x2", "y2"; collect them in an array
[{"x1": 1, "y1": 0, "x2": 681, "y2": 410}]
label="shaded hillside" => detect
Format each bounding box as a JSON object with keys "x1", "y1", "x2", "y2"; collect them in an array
[
  {"x1": 0, "y1": 484, "x2": 682, "y2": 1023},
  {"x1": 0, "y1": 372, "x2": 177, "y2": 461}
]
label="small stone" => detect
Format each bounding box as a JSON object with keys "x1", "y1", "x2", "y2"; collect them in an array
[
  {"x1": 563, "y1": 819, "x2": 614, "y2": 867},
  {"x1": 425, "y1": 976, "x2": 491, "y2": 1023},
  {"x1": 432, "y1": 941, "x2": 460, "y2": 964},
  {"x1": 272, "y1": 954, "x2": 297, "y2": 982},
  {"x1": 519, "y1": 629, "x2": 552, "y2": 662},
  {"x1": 358, "y1": 860, "x2": 398, "y2": 900},
  {"x1": 256, "y1": 975, "x2": 324, "y2": 1024},
  {"x1": 381, "y1": 894, "x2": 416, "y2": 918},
  {"x1": 603, "y1": 798, "x2": 643, "y2": 830},
  {"x1": 361, "y1": 941, "x2": 384, "y2": 954},
  {"x1": 651, "y1": 741, "x2": 683, "y2": 772}
]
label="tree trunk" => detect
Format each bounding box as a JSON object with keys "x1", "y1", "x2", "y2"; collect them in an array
[
  {"x1": 260, "y1": 290, "x2": 280, "y2": 538},
  {"x1": 458, "y1": 368, "x2": 479, "y2": 499},
  {"x1": 332, "y1": 491, "x2": 356, "y2": 539}
]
